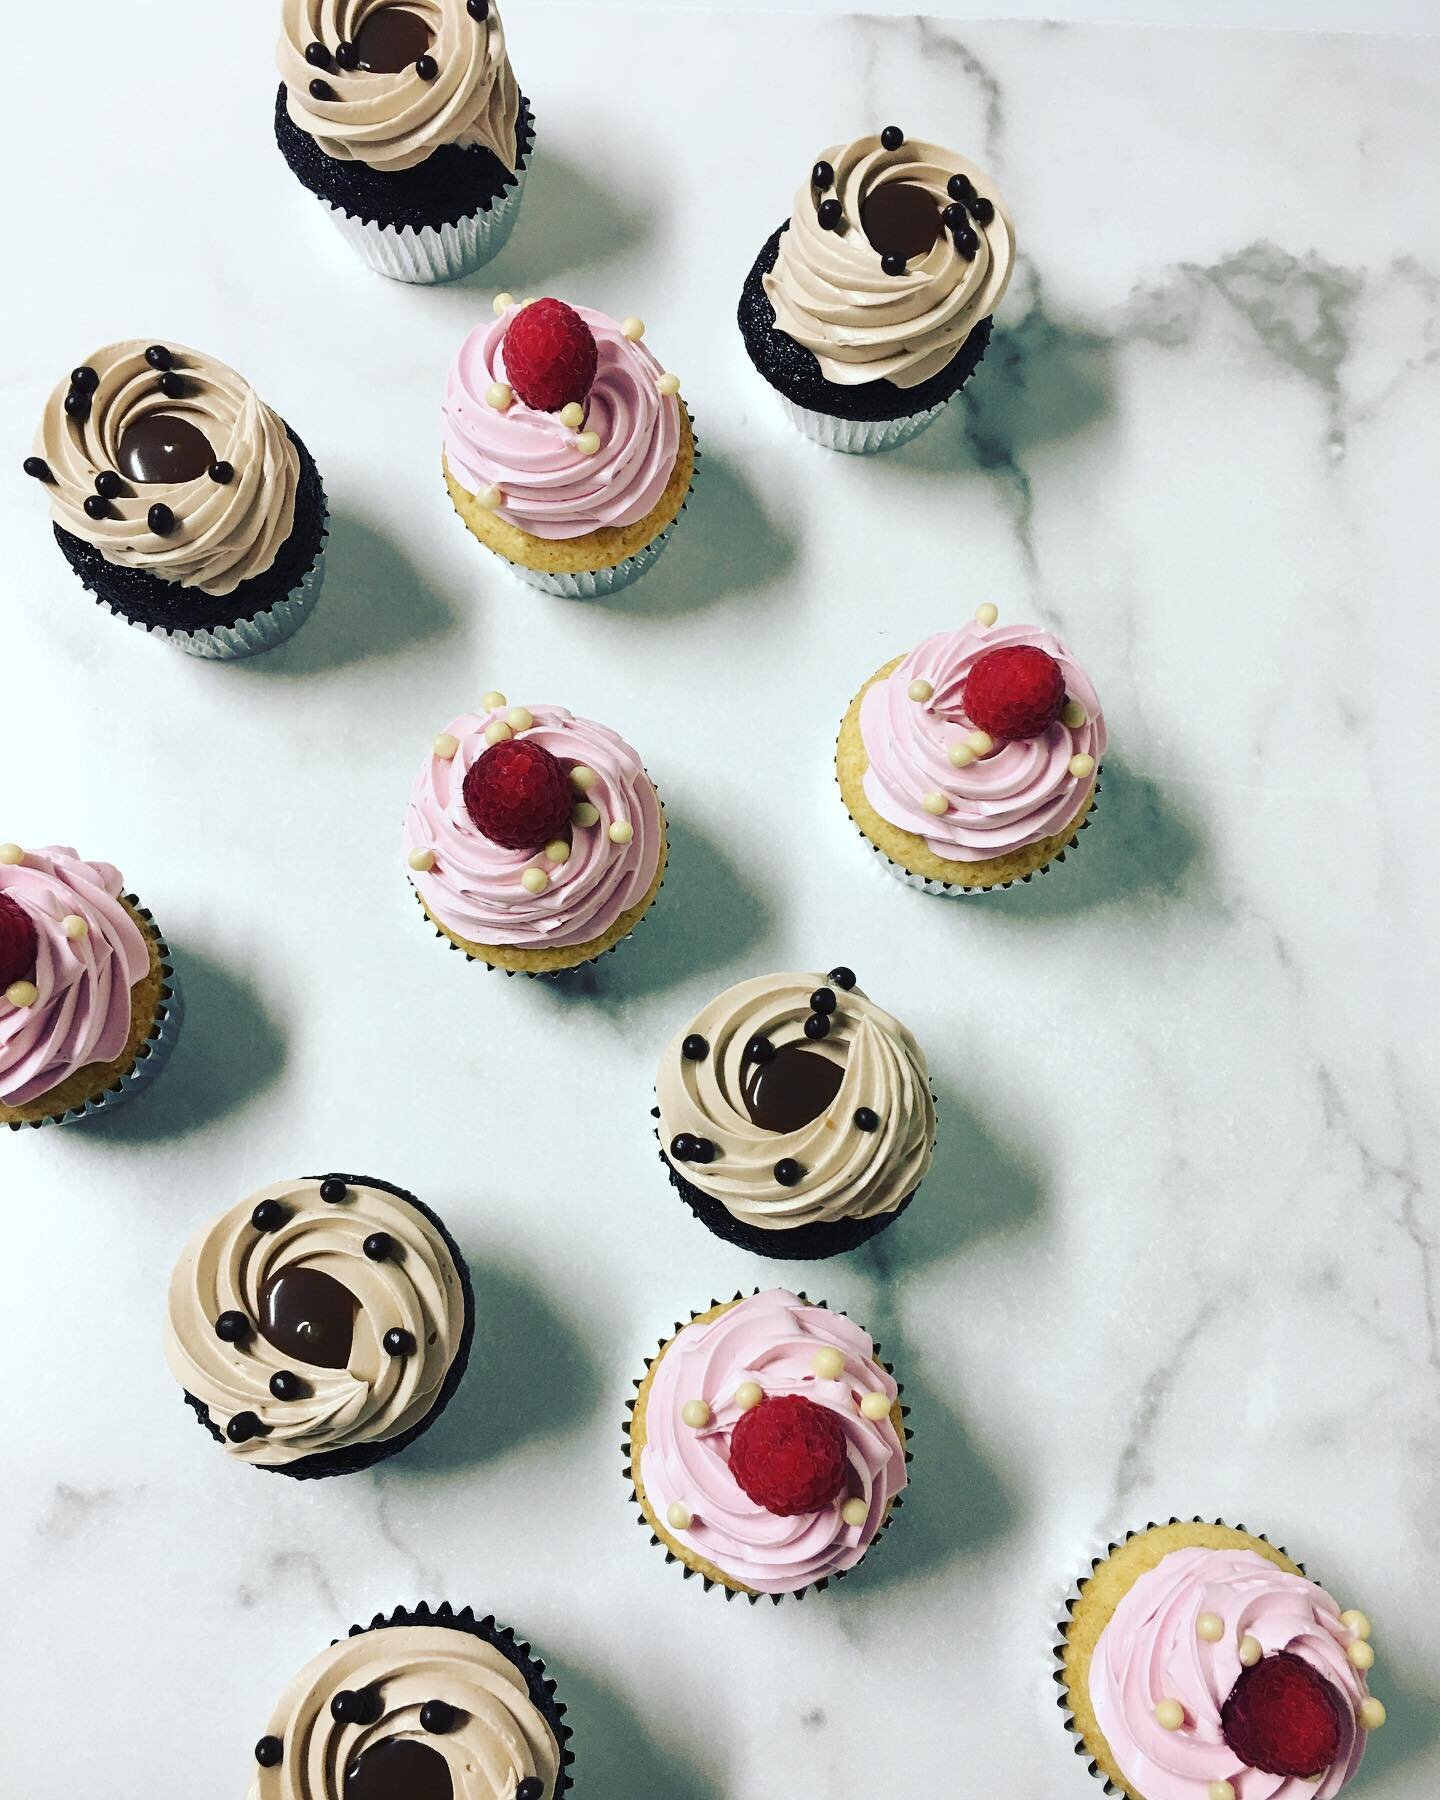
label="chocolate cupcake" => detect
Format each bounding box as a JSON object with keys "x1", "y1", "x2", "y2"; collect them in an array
[
  {"x1": 739, "y1": 127, "x2": 1014, "y2": 452},
  {"x1": 25, "y1": 340, "x2": 326, "y2": 659},
  {"x1": 275, "y1": 0, "x2": 534, "y2": 283},
  {"x1": 248, "y1": 1601, "x2": 573, "y2": 1797},
  {"x1": 656, "y1": 969, "x2": 935, "y2": 1259},
  {"x1": 165, "y1": 1175, "x2": 472, "y2": 1479}
]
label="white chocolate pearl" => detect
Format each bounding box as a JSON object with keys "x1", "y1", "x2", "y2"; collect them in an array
[
  {"x1": 666, "y1": 1502, "x2": 693, "y2": 1530},
  {"x1": 1359, "y1": 1699, "x2": 1387, "y2": 1731},
  {"x1": 966, "y1": 729, "x2": 994, "y2": 755},
  {"x1": 572, "y1": 802, "x2": 600, "y2": 828},
  {"x1": 1154, "y1": 1699, "x2": 1185, "y2": 1731},
  {"x1": 811, "y1": 1347, "x2": 844, "y2": 1380},
  {"x1": 907, "y1": 679, "x2": 934, "y2": 703},
  {"x1": 570, "y1": 765, "x2": 597, "y2": 792},
  {"x1": 432, "y1": 732, "x2": 459, "y2": 760},
  {"x1": 520, "y1": 867, "x2": 549, "y2": 896},
  {"x1": 1238, "y1": 1636, "x2": 1262, "y2": 1667},
  {"x1": 519, "y1": 297, "x2": 537, "y2": 309},
  {"x1": 921, "y1": 791, "x2": 948, "y2": 816},
  {"x1": 476, "y1": 484, "x2": 503, "y2": 510},
  {"x1": 608, "y1": 820, "x2": 633, "y2": 845},
  {"x1": 576, "y1": 430, "x2": 601, "y2": 456},
  {"x1": 1348, "y1": 1639, "x2": 1375, "y2": 1671},
  {"x1": 947, "y1": 742, "x2": 975, "y2": 768},
  {"x1": 486, "y1": 381, "x2": 513, "y2": 412},
  {"x1": 559, "y1": 402, "x2": 585, "y2": 429},
  {"x1": 62, "y1": 915, "x2": 88, "y2": 941},
  {"x1": 860, "y1": 1392, "x2": 891, "y2": 1420},
  {"x1": 1341, "y1": 1609, "x2": 1372, "y2": 1641},
  {"x1": 1196, "y1": 1613, "x2": 1224, "y2": 1642},
  {"x1": 1209, "y1": 1783, "x2": 1238, "y2": 1800},
  {"x1": 507, "y1": 707, "x2": 533, "y2": 732},
  {"x1": 482, "y1": 690, "x2": 507, "y2": 710},
  {"x1": 733, "y1": 1381, "x2": 763, "y2": 1411},
  {"x1": 681, "y1": 1400, "x2": 711, "y2": 1429},
  {"x1": 0, "y1": 843, "x2": 23, "y2": 865},
  {"x1": 1061, "y1": 699, "x2": 1087, "y2": 729},
  {"x1": 408, "y1": 848, "x2": 435, "y2": 873},
  {"x1": 1069, "y1": 752, "x2": 1096, "y2": 779},
  {"x1": 621, "y1": 316, "x2": 645, "y2": 340},
  {"x1": 841, "y1": 1498, "x2": 868, "y2": 1527},
  {"x1": 492, "y1": 292, "x2": 514, "y2": 314},
  {"x1": 976, "y1": 602, "x2": 999, "y2": 627},
  {"x1": 6, "y1": 979, "x2": 39, "y2": 1007},
  {"x1": 658, "y1": 373, "x2": 681, "y2": 397},
  {"x1": 545, "y1": 839, "x2": 571, "y2": 864},
  {"x1": 484, "y1": 721, "x2": 513, "y2": 746}
]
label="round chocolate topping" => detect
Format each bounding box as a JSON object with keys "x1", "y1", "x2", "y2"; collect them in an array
[
  {"x1": 419, "y1": 1699, "x2": 458, "y2": 1735},
  {"x1": 880, "y1": 125, "x2": 905, "y2": 150},
  {"x1": 255, "y1": 1736, "x2": 284, "y2": 1768},
  {"x1": 954, "y1": 226, "x2": 979, "y2": 261},
  {"x1": 258, "y1": 1265, "x2": 357, "y2": 1370},
  {"x1": 691, "y1": 1136, "x2": 716, "y2": 1165},
  {"x1": 117, "y1": 413, "x2": 215, "y2": 485},
  {"x1": 942, "y1": 201, "x2": 967, "y2": 231},
  {"x1": 309, "y1": 76, "x2": 337, "y2": 100},
  {"x1": 810, "y1": 987, "x2": 837, "y2": 1015},
  {"x1": 803, "y1": 1012, "x2": 831, "y2": 1041},
  {"x1": 817, "y1": 197, "x2": 842, "y2": 231},
  {"x1": 517, "y1": 1781, "x2": 544, "y2": 1800},
  {"x1": 862, "y1": 182, "x2": 939, "y2": 260},
  {"x1": 670, "y1": 1132, "x2": 699, "y2": 1162},
  {"x1": 331, "y1": 1688, "x2": 379, "y2": 1725},
  {"x1": 320, "y1": 1178, "x2": 348, "y2": 1204},
  {"x1": 682, "y1": 1034, "x2": 708, "y2": 1062},
  {"x1": 209, "y1": 460, "x2": 234, "y2": 484},
  {"x1": 23, "y1": 456, "x2": 52, "y2": 481},
  {"x1": 468, "y1": 0, "x2": 490, "y2": 17},
  {"x1": 345, "y1": 1738, "x2": 454, "y2": 1800},
  {"x1": 228, "y1": 1410, "x2": 264, "y2": 1443},
  {"x1": 94, "y1": 470, "x2": 122, "y2": 499},
  {"x1": 415, "y1": 54, "x2": 439, "y2": 80},
  {"x1": 854, "y1": 1106, "x2": 880, "y2": 1132},
  {"x1": 744, "y1": 1042, "x2": 844, "y2": 1134},
  {"x1": 971, "y1": 195, "x2": 995, "y2": 226},
  {"x1": 83, "y1": 495, "x2": 110, "y2": 521},
  {"x1": 774, "y1": 1158, "x2": 803, "y2": 1187},
  {"x1": 214, "y1": 1309, "x2": 250, "y2": 1343},
  {"x1": 305, "y1": 40, "x2": 332, "y2": 68},
  {"x1": 70, "y1": 365, "x2": 99, "y2": 392},
  {"x1": 251, "y1": 1197, "x2": 286, "y2": 1233},
  {"x1": 353, "y1": 7, "x2": 432, "y2": 73},
  {"x1": 812, "y1": 159, "x2": 834, "y2": 191},
  {"x1": 383, "y1": 1326, "x2": 416, "y2": 1357},
  {"x1": 147, "y1": 503, "x2": 176, "y2": 536},
  {"x1": 144, "y1": 345, "x2": 173, "y2": 371},
  {"x1": 745, "y1": 1033, "x2": 776, "y2": 1065},
  {"x1": 335, "y1": 39, "x2": 358, "y2": 69},
  {"x1": 157, "y1": 369, "x2": 186, "y2": 399},
  {"x1": 63, "y1": 390, "x2": 90, "y2": 421},
  {"x1": 363, "y1": 1231, "x2": 395, "y2": 1262},
  {"x1": 947, "y1": 171, "x2": 976, "y2": 204},
  {"x1": 269, "y1": 1369, "x2": 303, "y2": 1401}
]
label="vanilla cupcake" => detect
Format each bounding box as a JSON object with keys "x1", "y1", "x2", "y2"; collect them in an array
[
  {"x1": 165, "y1": 1174, "x2": 473, "y2": 1480},
  {"x1": 0, "y1": 843, "x2": 180, "y2": 1130},
  {"x1": 1056, "y1": 1520, "x2": 1387, "y2": 1800},
  {"x1": 626, "y1": 1289, "x2": 909, "y2": 1601},
  {"x1": 739, "y1": 126, "x2": 1014, "y2": 452},
  {"x1": 249, "y1": 1601, "x2": 572, "y2": 1796},
  {"x1": 275, "y1": 0, "x2": 533, "y2": 282},
  {"x1": 443, "y1": 297, "x2": 695, "y2": 597},
  {"x1": 24, "y1": 340, "x2": 326, "y2": 658},
  {"x1": 404, "y1": 698, "x2": 666, "y2": 975},
  {"x1": 837, "y1": 604, "x2": 1106, "y2": 893},
  {"x1": 656, "y1": 968, "x2": 934, "y2": 1259}
]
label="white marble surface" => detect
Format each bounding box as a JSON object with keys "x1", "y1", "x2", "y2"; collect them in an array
[{"x1": 2, "y1": 4, "x2": 1438, "y2": 1797}]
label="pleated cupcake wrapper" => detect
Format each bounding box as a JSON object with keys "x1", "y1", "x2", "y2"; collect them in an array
[
  {"x1": 321, "y1": 160, "x2": 527, "y2": 284},
  {"x1": 776, "y1": 393, "x2": 949, "y2": 455},
  {"x1": 7, "y1": 900, "x2": 181, "y2": 1130},
  {"x1": 1052, "y1": 1516, "x2": 1304, "y2": 1796},
  {"x1": 622, "y1": 1291, "x2": 912, "y2": 1605}
]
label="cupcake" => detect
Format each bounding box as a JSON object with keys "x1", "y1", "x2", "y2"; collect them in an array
[
  {"x1": 626, "y1": 1288, "x2": 908, "y2": 1601},
  {"x1": 249, "y1": 1601, "x2": 573, "y2": 1796},
  {"x1": 837, "y1": 603, "x2": 1106, "y2": 893},
  {"x1": 0, "y1": 843, "x2": 180, "y2": 1130},
  {"x1": 443, "y1": 296, "x2": 695, "y2": 597},
  {"x1": 275, "y1": 0, "x2": 534, "y2": 283},
  {"x1": 1056, "y1": 1520, "x2": 1387, "y2": 1799},
  {"x1": 738, "y1": 126, "x2": 1014, "y2": 452},
  {"x1": 165, "y1": 1174, "x2": 473, "y2": 1479},
  {"x1": 24, "y1": 340, "x2": 326, "y2": 659},
  {"x1": 403, "y1": 698, "x2": 667, "y2": 975},
  {"x1": 656, "y1": 967, "x2": 934, "y2": 1259}
]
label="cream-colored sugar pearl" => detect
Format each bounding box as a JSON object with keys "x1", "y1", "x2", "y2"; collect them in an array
[
  {"x1": 576, "y1": 430, "x2": 601, "y2": 456},
  {"x1": 545, "y1": 839, "x2": 571, "y2": 865},
  {"x1": 492, "y1": 292, "x2": 514, "y2": 315},
  {"x1": 733, "y1": 1381, "x2": 763, "y2": 1411},
  {"x1": 1069, "y1": 752, "x2": 1096, "y2": 779},
  {"x1": 621, "y1": 316, "x2": 645, "y2": 340},
  {"x1": 666, "y1": 1501, "x2": 693, "y2": 1531},
  {"x1": 476, "y1": 484, "x2": 503, "y2": 510},
  {"x1": 559, "y1": 402, "x2": 585, "y2": 430},
  {"x1": 860, "y1": 1392, "x2": 891, "y2": 1421},
  {"x1": 907, "y1": 678, "x2": 933, "y2": 703},
  {"x1": 572, "y1": 802, "x2": 600, "y2": 829},
  {"x1": 0, "y1": 843, "x2": 23, "y2": 865},
  {"x1": 1196, "y1": 1612, "x2": 1224, "y2": 1642},
  {"x1": 608, "y1": 820, "x2": 634, "y2": 845},
  {"x1": 1359, "y1": 1698, "x2": 1387, "y2": 1731},
  {"x1": 811, "y1": 1347, "x2": 844, "y2": 1380},
  {"x1": 1208, "y1": 1783, "x2": 1237, "y2": 1800},
  {"x1": 976, "y1": 602, "x2": 999, "y2": 626},
  {"x1": 570, "y1": 765, "x2": 596, "y2": 792},
  {"x1": 6, "y1": 980, "x2": 38, "y2": 1008},
  {"x1": 681, "y1": 1400, "x2": 711, "y2": 1429},
  {"x1": 432, "y1": 732, "x2": 459, "y2": 760},
  {"x1": 408, "y1": 848, "x2": 435, "y2": 873},
  {"x1": 921, "y1": 791, "x2": 948, "y2": 816},
  {"x1": 657, "y1": 372, "x2": 681, "y2": 397},
  {"x1": 482, "y1": 690, "x2": 507, "y2": 710},
  {"x1": 947, "y1": 742, "x2": 975, "y2": 769},
  {"x1": 506, "y1": 707, "x2": 533, "y2": 732},
  {"x1": 486, "y1": 381, "x2": 513, "y2": 412},
  {"x1": 841, "y1": 1498, "x2": 868, "y2": 1528},
  {"x1": 1348, "y1": 1639, "x2": 1375, "y2": 1671},
  {"x1": 1061, "y1": 699, "x2": 1087, "y2": 729},
  {"x1": 484, "y1": 721, "x2": 513, "y2": 746},
  {"x1": 62, "y1": 914, "x2": 88, "y2": 941},
  {"x1": 520, "y1": 867, "x2": 549, "y2": 896},
  {"x1": 966, "y1": 729, "x2": 994, "y2": 756},
  {"x1": 1238, "y1": 1636, "x2": 1262, "y2": 1667},
  {"x1": 1341, "y1": 1609, "x2": 1372, "y2": 1641},
  {"x1": 1154, "y1": 1699, "x2": 1185, "y2": 1731}
]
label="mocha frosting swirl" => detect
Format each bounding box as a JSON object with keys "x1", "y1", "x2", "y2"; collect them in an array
[
  {"x1": 248, "y1": 1623, "x2": 561, "y2": 1800},
  {"x1": 278, "y1": 0, "x2": 521, "y2": 173},
  {"x1": 765, "y1": 135, "x2": 1015, "y2": 389},
  {"x1": 657, "y1": 973, "x2": 934, "y2": 1232},
  {"x1": 34, "y1": 341, "x2": 299, "y2": 597},
  {"x1": 165, "y1": 1178, "x2": 466, "y2": 1467}
]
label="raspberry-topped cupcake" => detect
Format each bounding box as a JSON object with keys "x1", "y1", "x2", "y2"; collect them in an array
[
  {"x1": 1057, "y1": 1520, "x2": 1387, "y2": 1800},
  {"x1": 403, "y1": 697, "x2": 667, "y2": 975},
  {"x1": 739, "y1": 126, "x2": 1014, "y2": 452},
  {"x1": 626, "y1": 1289, "x2": 908, "y2": 1601},
  {"x1": 837, "y1": 603, "x2": 1106, "y2": 893},
  {"x1": 443, "y1": 297, "x2": 696, "y2": 597}
]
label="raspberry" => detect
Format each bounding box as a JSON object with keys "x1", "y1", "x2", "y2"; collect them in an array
[
  {"x1": 1220, "y1": 1651, "x2": 1344, "y2": 1778},
  {"x1": 462, "y1": 738, "x2": 572, "y2": 851},
  {"x1": 502, "y1": 299, "x2": 599, "y2": 413},
  {"x1": 728, "y1": 1394, "x2": 849, "y2": 1517},
  {"x1": 962, "y1": 644, "x2": 1067, "y2": 742},
  {"x1": 0, "y1": 892, "x2": 38, "y2": 989}
]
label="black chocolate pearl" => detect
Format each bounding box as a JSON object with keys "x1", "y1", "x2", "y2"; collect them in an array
[
  {"x1": 70, "y1": 365, "x2": 99, "y2": 393},
  {"x1": 144, "y1": 345, "x2": 173, "y2": 371},
  {"x1": 319, "y1": 1178, "x2": 348, "y2": 1204},
  {"x1": 251, "y1": 1198, "x2": 285, "y2": 1232},
  {"x1": 745, "y1": 1034, "x2": 776, "y2": 1065},
  {"x1": 803, "y1": 1012, "x2": 831, "y2": 1041},
  {"x1": 269, "y1": 1369, "x2": 302, "y2": 1401},
  {"x1": 415, "y1": 54, "x2": 438, "y2": 80},
  {"x1": 809, "y1": 987, "x2": 837, "y2": 1015},
  {"x1": 330, "y1": 1689, "x2": 375, "y2": 1725},
  {"x1": 971, "y1": 196, "x2": 995, "y2": 226},
  {"x1": 681, "y1": 1033, "x2": 708, "y2": 1062},
  {"x1": 255, "y1": 1736, "x2": 283, "y2": 1768},
  {"x1": 209, "y1": 460, "x2": 234, "y2": 485},
  {"x1": 22, "y1": 456, "x2": 52, "y2": 482},
  {"x1": 669, "y1": 1132, "x2": 699, "y2": 1163},
  {"x1": 420, "y1": 1700, "x2": 457, "y2": 1735},
  {"x1": 691, "y1": 1137, "x2": 717, "y2": 1165},
  {"x1": 942, "y1": 201, "x2": 968, "y2": 231},
  {"x1": 383, "y1": 1327, "x2": 416, "y2": 1357},
  {"x1": 468, "y1": 0, "x2": 490, "y2": 17},
  {"x1": 817, "y1": 197, "x2": 842, "y2": 231},
  {"x1": 83, "y1": 495, "x2": 110, "y2": 521},
  {"x1": 812, "y1": 159, "x2": 834, "y2": 190},
  {"x1": 64, "y1": 390, "x2": 90, "y2": 421},
  {"x1": 954, "y1": 227, "x2": 979, "y2": 262},
  {"x1": 881, "y1": 252, "x2": 907, "y2": 277},
  {"x1": 947, "y1": 172, "x2": 976, "y2": 204},
  {"x1": 363, "y1": 1231, "x2": 395, "y2": 1262},
  {"x1": 157, "y1": 369, "x2": 184, "y2": 398},
  {"x1": 854, "y1": 1107, "x2": 880, "y2": 1132},
  {"x1": 827, "y1": 966, "x2": 856, "y2": 990},
  {"x1": 517, "y1": 1781, "x2": 543, "y2": 1800},
  {"x1": 335, "y1": 39, "x2": 358, "y2": 68},
  {"x1": 215, "y1": 1309, "x2": 250, "y2": 1343},
  {"x1": 94, "y1": 470, "x2": 122, "y2": 499},
  {"x1": 227, "y1": 1410, "x2": 263, "y2": 1444},
  {"x1": 309, "y1": 76, "x2": 337, "y2": 100},
  {"x1": 880, "y1": 125, "x2": 905, "y2": 150},
  {"x1": 774, "y1": 1158, "x2": 803, "y2": 1187},
  {"x1": 304, "y1": 40, "x2": 332, "y2": 68},
  {"x1": 148, "y1": 502, "x2": 177, "y2": 536}
]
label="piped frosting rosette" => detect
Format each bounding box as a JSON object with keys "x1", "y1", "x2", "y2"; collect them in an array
[
  {"x1": 248, "y1": 1613, "x2": 565, "y2": 1799},
  {"x1": 165, "y1": 1177, "x2": 469, "y2": 1471},
  {"x1": 765, "y1": 134, "x2": 1014, "y2": 389},
  {"x1": 33, "y1": 341, "x2": 299, "y2": 597},
  {"x1": 1090, "y1": 1548, "x2": 1375, "y2": 1800},
  {"x1": 0, "y1": 845, "x2": 152, "y2": 1109},
  {"x1": 278, "y1": 0, "x2": 521, "y2": 173},
  {"x1": 634, "y1": 1290, "x2": 908, "y2": 1597}
]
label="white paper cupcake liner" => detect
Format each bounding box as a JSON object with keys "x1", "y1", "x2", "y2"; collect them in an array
[
  {"x1": 323, "y1": 164, "x2": 527, "y2": 285},
  {"x1": 776, "y1": 393, "x2": 948, "y2": 454}
]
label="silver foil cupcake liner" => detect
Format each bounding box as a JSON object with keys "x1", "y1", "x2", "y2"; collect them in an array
[
  {"x1": 145, "y1": 545, "x2": 326, "y2": 661},
  {"x1": 323, "y1": 164, "x2": 527, "y2": 285},
  {"x1": 776, "y1": 393, "x2": 949, "y2": 454}
]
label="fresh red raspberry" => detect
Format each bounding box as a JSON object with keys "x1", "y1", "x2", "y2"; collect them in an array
[
  {"x1": 1220, "y1": 1651, "x2": 1344, "y2": 1778},
  {"x1": 962, "y1": 644, "x2": 1067, "y2": 742},
  {"x1": 728, "y1": 1394, "x2": 849, "y2": 1517},
  {"x1": 0, "y1": 892, "x2": 38, "y2": 989},
  {"x1": 462, "y1": 738, "x2": 572, "y2": 851},
  {"x1": 502, "y1": 299, "x2": 599, "y2": 413}
]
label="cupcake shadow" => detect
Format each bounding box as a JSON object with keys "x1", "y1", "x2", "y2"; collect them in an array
[
  {"x1": 1351, "y1": 1661, "x2": 1440, "y2": 1793},
  {"x1": 545, "y1": 1663, "x2": 724, "y2": 1800},
  {"x1": 477, "y1": 146, "x2": 655, "y2": 291}
]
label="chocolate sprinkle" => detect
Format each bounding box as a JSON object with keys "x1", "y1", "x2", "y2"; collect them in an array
[
  {"x1": 881, "y1": 252, "x2": 907, "y2": 277},
  {"x1": 94, "y1": 470, "x2": 122, "y2": 499},
  {"x1": 854, "y1": 1107, "x2": 879, "y2": 1132},
  {"x1": 954, "y1": 227, "x2": 979, "y2": 261},
  {"x1": 147, "y1": 502, "x2": 177, "y2": 536},
  {"x1": 335, "y1": 40, "x2": 358, "y2": 69},
  {"x1": 22, "y1": 456, "x2": 52, "y2": 482},
  {"x1": 810, "y1": 987, "x2": 837, "y2": 1015},
  {"x1": 803, "y1": 1013, "x2": 831, "y2": 1041},
  {"x1": 70, "y1": 365, "x2": 99, "y2": 392},
  {"x1": 144, "y1": 345, "x2": 173, "y2": 370},
  {"x1": 745, "y1": 1034, "x2": 776, "y2": 1065},
  {"x1": 670, "y1": 1133, "x2": 699, "y2": 1162},
  {"x1": 419, "y1": 1700, "x2": 457, "y2": 1735},
  {"x1": 880, "y1": 125, "x2": 905, "y2": 150},
  {"x1": 468, "y1": 0, "x2": 490, "y2": 17},
  {"x1": 214, "y1": 1310, "x2": 249, "y2": 1343},
  {"x1": 817, "y1": 197, "x2": 842, "y2": 231},
  {"x1": 682, "y1": 1033, "x2": 708, "y2": 1062},
  {"x1": 305, "y1": 40, "x2": 331, "y2": 68},
  {"x1": 947, "y1": 172, "x2": 976, "y2": 204},
  {"x1": 227, "y1": 1410, "x2": 263, "y2": 1443},
  {"x1": 255, "y1": 1737, "x2": 284, "y2": 1768},
  {"x1": 517, "y1": 1782, "x2": 543, "y2": 1800},
  {"x1": 269, "y1": 1369, "x2": 302, "y2": 1401},
  {"x1": 83, "y1": 495, "x2": 109, "y2": 521},
  {"x1": 251, "y1": 1198, "x2": 285, "y2": 1232},
  {"x1": 971, "y1": 195, "x2": 995, "y2": 226},
  {"x1": 774, "y1": 1158, "x2": 803, "y2": 1187},
  {"x1": 812, "y1": 159, "x2": 834, "y2": 190},
  {"x1": 309, "y1": 76, "x2": 337, "y2": 100},
  {"x1": 827, "y1": 966, "x2": 856, "y2": 989},
  {"x1": 383, "y1": 1327, "x2": 416, "y2": 1357},
  {"x1": 415, "y1": 54, "x2": 439, "y2": 80},
  {"x1": 157, "y1": 369, "x2": 184, "y2": 399},
  {"x1": 63, "y1": 390, "x2": 90, "y2": 421},
  {"x1": 363, "y1": 1231, "x2": 395, "y2": 1262},
  {"x1": 320, "y1": 1178, "x2": 348, "y2": 1204},
  {"x1": 209, "y1": 460, "x2": 234, "y2": 484}
]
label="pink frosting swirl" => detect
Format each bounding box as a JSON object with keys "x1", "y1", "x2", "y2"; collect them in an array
[
  {"x1": 859, "y1": 622, "x2": 1106, "y2": 861},
  {"x1": 1090, "y1": 1548, "x2": 1370, "y2": 1799},
  {"x1": 0, "y1": 847, "x2": 150, "y2": 1107},
  {"x1": 402, "y1": 703, "x2": 663, "y2": 950},
  {"x1": 638, "y1": 1289, "x2": 907, "y2": 1596},
  {"x1": 442, "y1": 302, "x2": 681, "y2": 539}
]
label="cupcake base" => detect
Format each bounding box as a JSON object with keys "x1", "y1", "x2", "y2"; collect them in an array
[
  {"x1": 1, "y1": 899, "x2": 181, "y2": 1130},
  {"x1": 660, "y1": 1150, "x2": 919, "y2": 1261},
  {"x1": 322, "y1": 162, "x2": 527, "y2": 283},
  {"x1": 181, "y1": 1173, "x2": 475, "y2": 1480}
]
